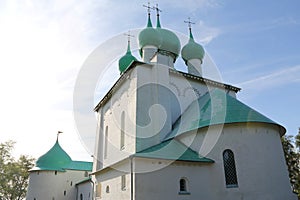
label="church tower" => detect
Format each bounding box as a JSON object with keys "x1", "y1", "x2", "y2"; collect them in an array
[
  {"x1": 26, "y1": 135, "x2": 92, "y2": 200},
  {"x1": 92, "y1": 5, "x2": 296, "y2": 200}
]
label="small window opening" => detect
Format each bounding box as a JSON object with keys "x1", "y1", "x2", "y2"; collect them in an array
[
  {"x1": 63, "y1": 190, "x2": 66, "y2": 196},
  {"x1": 84, "y1": 171, "x2": 88, "y2": 177},
  {"x1": 180, "y1": 179, "x2": 187, "y2": 192},
  {"x1": 54, "y1": 171, "x2": 57, "y2": 175},
  {"x1": 80, "y1": 193, "x2": 83, "y2": 200},
  {"x1": 179, "y1": 178, "x2": 190, "y2": 195},
  {"x1": 120, "y1": 111, "x2": 125, "y2": 150},
  {"x1": 104, "y1": 126, "x2": 108, "y2": 159},
  {"x1": 121, "y1": 175, "x2": 126, "y2": 190},
  {"x1": 223, "y1": 149, "x2": 238, "y2": 188},
  {"x1": 106, "y1": 185, "x2": 110, "y2": 193}
]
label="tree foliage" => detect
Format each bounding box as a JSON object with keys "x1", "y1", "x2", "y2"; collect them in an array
[
  {"x1": 282, "y1": 132, "x2": 300, "y2": 198},
  {"x1": 0, "y1": 140, "x2": 35, "y2": 200}
]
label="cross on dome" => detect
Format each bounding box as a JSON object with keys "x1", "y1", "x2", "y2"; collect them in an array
[
  {"x1": 124, "y1": 30, "x2": 134, "y2": 45},
  {"x1": 143, "y1": 2, "x2": 153, "y2": 15},
  {"x1": 153, "y1": 4, "x2": 162, "y2": 28},
  {"x1": 184, "y1": 17, "x2": 195, "y2": 39},
  {"x1": 184, "y1": 17, "x2": 195, "y2": 30},
  {"x1": 152, "y1": 3, "x2": 162, "y2": 16}
]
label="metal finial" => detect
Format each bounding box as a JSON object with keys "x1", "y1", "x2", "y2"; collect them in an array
[
  {"x1": 184, "y1": 17, "x2": 195, "y2": 30},
  {"x1": 153, "y1": 3, "x2": 162, "y2": 16},
  {"x1": 124, "y1": 30, "x2": 135, "y2": 43},
  {"x1": 143, "y1": 2, "x2": 153, "y2": 15},
  {"x1": 57, "y1": 131, "x2": 63, "y2": 140}
]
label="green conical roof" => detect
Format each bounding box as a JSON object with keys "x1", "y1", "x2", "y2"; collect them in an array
[
  {"x1": 119, "y1": 41, "x2": 137, "y2": 74},
  {"x1": 165, "y1": 89, "x2": 286, "y2": 140},
  {"x1": 34, "y1": 139, "x2": 72, "y2": 171},
  {"x1": 181, "y1": 28, "x2": 205, "y2": 64}
]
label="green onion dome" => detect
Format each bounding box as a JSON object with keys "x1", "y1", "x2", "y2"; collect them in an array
[
  {"x1": 119, "y1": 41, "x2": 137, "y2": 74},
  {"x1": 34, "y1": 139, "x2": 72, "y2": 171},
  {"x1": 138, "y1": 15, "x2": 162, "y2": 56},
  {"x1": 155, "y1": 17, "x2": 181, "y2": 58},
  {"x1": 181, "y1": 29, "x2": 205, "y2": 64}
]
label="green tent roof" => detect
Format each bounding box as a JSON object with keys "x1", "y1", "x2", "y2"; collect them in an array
[
  {"x1": 165, "y1": 89, "x2": 285, "y2": 140},
  {"x1": 31, "y1": 139, "x2": 92, "y2": 172},
  {"x1": 135, "y1": 139, "x2": 214, "y2": 163}
]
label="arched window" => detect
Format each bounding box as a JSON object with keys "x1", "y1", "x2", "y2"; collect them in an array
[
  {"x1": 104, "y1": 126, "x2": 108, "y2": 159},
  {"x1": 180, "y1": 179, "x2": 187, "y2": 192},
  {"x1": 178, "y1": 178, "x2": 190, "y2": 195},
  {"x1": 120, "y1": 112, "x2": 125, "y2": 150},
  {"x1": 80, "y1": 193, "x2": 83, "y2": 200},
  {"x1": 223, "y1": 149, "x2": 238, "y2": 188},
  {"x1": 106, "y1": 185, "x2": 110, "y2": 193}
]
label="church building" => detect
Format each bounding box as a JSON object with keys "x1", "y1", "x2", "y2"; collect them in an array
[
  {"x1": 26, "y1": 5, "x2": 296, "y2": 200},
  {"x1": 92, "y1": 5, "x2": 296, "y2": 200}
]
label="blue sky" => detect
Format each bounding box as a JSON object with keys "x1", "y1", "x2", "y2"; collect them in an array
[{"x1": 0, "y1": 0, "x2": 299, "y2": 161}]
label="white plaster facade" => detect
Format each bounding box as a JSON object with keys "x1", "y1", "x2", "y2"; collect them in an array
[
  {"x1": 26, "y1": 170, "x2": 89, "y2": 200},
  {"x1": 93, "y1": 54, "x2": 297, "y2": 199}
]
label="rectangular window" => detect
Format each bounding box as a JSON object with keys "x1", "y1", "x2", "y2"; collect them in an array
[
  {"x1": 104, "y1": 126, "x2": 108, "y2": 159},
  {"x1": 120, "y1": 112, "x2": 125, "y2": 150},
  {"x1": 121, "y1": 175, "x2": 126, "y2": 191},
  {"x1": 96, "y1": 184, "x2": 101, "y2": 198}
]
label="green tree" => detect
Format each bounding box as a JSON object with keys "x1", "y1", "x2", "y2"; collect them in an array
[
  {"x1": 295, "y1": 128, "x2": 300, "y2": 151},
  {"x1": 0, "y1": 140, "x2": 35, "y2": 200},
  {"x1": 282, "y1": 135, "x2": 300, "y2": 197}
]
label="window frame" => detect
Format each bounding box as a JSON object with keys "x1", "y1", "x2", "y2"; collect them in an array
[
  {"x1": 178, "y1": 177, "x2": 190, "y2": 195},
  {"x1": 223, "y1": 149, "x2": 238, "y2": 188}
]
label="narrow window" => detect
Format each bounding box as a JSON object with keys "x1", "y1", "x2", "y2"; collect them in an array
[
  {"x1": 120, "y1": 112, "x2": 125, "y2": 150},
  {"x1": 84, "y1": 171, "x2": 88, "y2": 177},
  {"x1": 121, "y1": 175, "x2": 126, "y2": 190},
  {"x1": 54, "y1": 171, "x2": 57, "y2": 175},
  {"x1": 70, "y1": 181, "x2": 72, "y2": 186},
  {"x1": 106, "y1": 186, "x2": 110, "y2": 193},
  {"x1": 180, "y1": 179, "x2": 186, "y2": 192},
  {"x1": 179, "y1": 178, "x2": 190, "y2": 195},
  {"x1": 104, "y1": 126, "x2": 108, "y2": 159},
  {"x1": 80, "y1": 194, "x2": 83, "y2": 200},
  {"x1": 96, "y1": 184, "x2": 101, "y2": 198},
  {"x1": 63, "y1": 190, "x2": 66, "y2": 196},
  {"x1": 223, "y1": 149, "x2": 238, "y2": 188}
]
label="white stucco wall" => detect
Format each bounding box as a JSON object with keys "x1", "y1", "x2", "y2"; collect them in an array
[
  {"x1": 95, "y1": 69, "x2": 137, "y2": 169},
  {"x1": 26, "y1": 170, "x2": 89, "y2": 200},
  {"x1": 134, "y1": 158, "x2": 214, "y2": 200},
  {"x1": 178, "y1": 123, "x2": 297, "y2": 200},
  {"x1": 76, "y1": 181, "x2": 93, "y2": 200}
]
